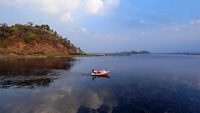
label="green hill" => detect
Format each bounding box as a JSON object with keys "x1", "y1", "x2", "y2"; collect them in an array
[{"x1": 0, "y1": 23, "x2": 84, "y2": 56}]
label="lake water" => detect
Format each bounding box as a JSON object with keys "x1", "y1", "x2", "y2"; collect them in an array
[{"x1": 1, "y1": 54, "x2": 200, "y2": 113}]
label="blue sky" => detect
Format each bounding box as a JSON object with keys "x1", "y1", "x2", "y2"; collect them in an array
[{"x1": 0, "y1": 0, "x2": 200, "y2": 53}]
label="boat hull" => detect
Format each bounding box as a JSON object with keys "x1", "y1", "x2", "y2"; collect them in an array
[{"x1": 91, "y1": 71, "x2": 110, "y2": 76}]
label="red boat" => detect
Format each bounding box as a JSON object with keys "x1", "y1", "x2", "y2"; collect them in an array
[{"x1": 91, "y1": 70, "x2": 110, "y2": 76}]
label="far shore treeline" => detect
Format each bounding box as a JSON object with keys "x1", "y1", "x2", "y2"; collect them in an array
[{"x1": 0, "y1": 22, "x2": 84, "y2": 56}]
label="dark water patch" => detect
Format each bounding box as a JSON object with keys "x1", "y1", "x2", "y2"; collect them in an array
[
  {"x1": 0, "y1": 57, "x2": 76, "y2": 88},
  {"x1": 0, "y1": 57, "x2": 75, "y2": 75}
]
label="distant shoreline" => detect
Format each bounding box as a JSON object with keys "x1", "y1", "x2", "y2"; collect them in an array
[
  {"x1": 1, "y1": 53, "x2": 199, "y2": 59},
  {"x1": 152, "y1": 53, "x2": 200, "y2": 56},
  {"x1": 0, "y1": 54, "x2": 100, "y2": 59}
]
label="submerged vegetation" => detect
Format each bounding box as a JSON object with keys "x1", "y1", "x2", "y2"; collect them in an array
[{"x1": 0, "y1": 22, "x2": 84, "y2": 56}]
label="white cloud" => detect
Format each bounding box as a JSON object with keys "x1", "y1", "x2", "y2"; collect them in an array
[
  {"x1": 59, "y1": 12, "x2": 73, "y2": 23},
  {"x1": 172, "y1": 26, "x2": 181, "y2": 31},
  {"x1": 86, "y1": 0, "x2": 104, "y2": 14},
  {"x1": 190, "y1": 19, "x2": 200, "y2": 25},
  {"x1": 80, "y1": 27, "x2": 88, "y2": 33},
  {"x1": 103, "y1": 0, "x2": 120, "y2": 11},
  {"x1": 85, "y1": 0, "x2": 120, "y2": 14},
  {"x1": 140, "y1": 20, "x2": 144, "y2": 24},
  {"x1": 40, "y1": 0, "x2": 81, "y2": 14},
  {"x1": 170, "y1": 19, "x2": 200, "y2": 32},
  {"x1": 41, "y1": 4, "x2": 58, "y2": 14},
  {"x1": 1, "y1": 0, "x2": 120, "y2": 23}
]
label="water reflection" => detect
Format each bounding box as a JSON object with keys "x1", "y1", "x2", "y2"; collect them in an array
[
  {"x1": 92, "y1": 75, "x2": 110, "y2": 80},
  {"x1": 1, "y1": 55, "x2": 200, "y2": 113},
  {"x1": 0, "y1": 57, "x2": 76, "y2": 88}
]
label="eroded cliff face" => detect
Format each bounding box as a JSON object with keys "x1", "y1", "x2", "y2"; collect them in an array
[
  {"x1": 0, "y1": 39, "x2": 77, "y2": 55},
  {"x1": 0, "y1": 24, "x2": 83, "y2": 56}
]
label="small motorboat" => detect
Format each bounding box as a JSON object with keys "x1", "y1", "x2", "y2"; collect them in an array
[{"x1": 91, "y1": 69, "x2": 110, "y2": 76}]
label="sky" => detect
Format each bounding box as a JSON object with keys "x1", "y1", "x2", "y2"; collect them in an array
[{"x1": 0, "y1": 0, "x2": 200, "y2": 53}]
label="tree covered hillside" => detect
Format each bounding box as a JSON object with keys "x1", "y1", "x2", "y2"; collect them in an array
[{"x1": 0, "y1": 23, "x2": 84, "y2": 56}]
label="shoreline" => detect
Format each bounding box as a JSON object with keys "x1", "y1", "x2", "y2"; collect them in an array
[{"x1": 0, "y1": 54, "x2": 100, "y2": 59}]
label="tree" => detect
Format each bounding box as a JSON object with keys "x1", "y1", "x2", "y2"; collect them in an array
[
  {"x1": 76, "y1": 47, "x2": 84, "y2": 54},
  {"x1": 41, "y1": 24, "x2": 50, "y2": 31},
  {"x1": 51, "y1": 29, "x2": 54, "y2": 33},
  {"x1": 25, "y1": 33, "x2": 36, "y2": 42},
  {"x1": 0, "y1": 23, "x2": 8, "y2": 27},
  {"x1": 27, "y1": 22, "x2": 34, "y2": 26},
  {"x1": 54, "y1": 31, "x2": 58, "y2": 36},
  {"x1": 0, "y1": 23, "x2": 3, "y2": 27},
  {"x1": 0, "y1": 23, "x2": 12, "y2": 38}
]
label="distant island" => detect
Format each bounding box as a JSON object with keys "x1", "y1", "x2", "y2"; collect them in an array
[
  {"x1": 105, "y1": 50, "x2": 150, "y2": 56},
  {"x1": 0, "y1": 22, "x2": 84, "y2": 57}
]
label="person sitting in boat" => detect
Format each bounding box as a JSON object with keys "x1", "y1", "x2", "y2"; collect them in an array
[{"x1": 92, "y1": 69, "x2": 100, "y2": 74}]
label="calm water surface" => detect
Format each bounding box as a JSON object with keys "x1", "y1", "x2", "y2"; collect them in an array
[{"x1": 1, "y1": 54, "x2": 200, "y2": 113}]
